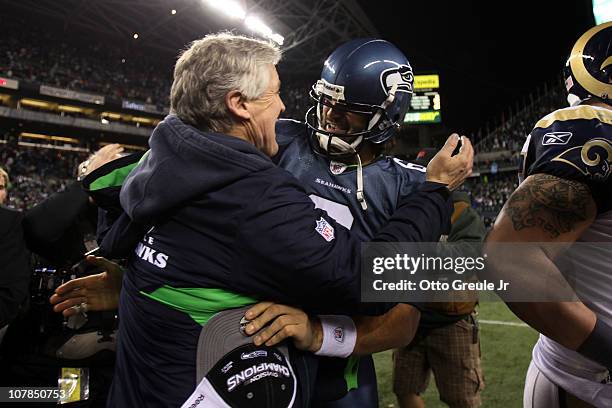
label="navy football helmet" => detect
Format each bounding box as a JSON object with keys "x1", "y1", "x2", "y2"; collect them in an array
[
  {"x1": 306, "y1": 39, "x2": 414, "y2": 159},
  {"x1": 564, "y1": 21, "x2": 612, "y2": 106}
]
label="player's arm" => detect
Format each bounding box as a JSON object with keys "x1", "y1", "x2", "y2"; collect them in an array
[
  {"x1": 243, "y1": 302, "x2": 420, "y2": 356},
  {"x1": 485, "y1": 173, "x2": 612, "y2": 368},
  {"x1": 350, "y1": 303, "x2": 420, "y2": 354}
]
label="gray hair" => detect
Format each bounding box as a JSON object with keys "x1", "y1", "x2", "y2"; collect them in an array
[{"x1": 170, "y1": 32, "x2": 282, "y2": 133}]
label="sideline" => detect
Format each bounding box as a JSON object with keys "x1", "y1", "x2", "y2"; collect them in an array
[{"x1": 479, "y1": 319, "x2": 529, "y2": 328}]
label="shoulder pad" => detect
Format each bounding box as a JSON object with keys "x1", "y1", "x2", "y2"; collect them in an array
[
  {"x1": 524, "y1": 105, "x2": 612, "y2": 182},
  {"x1": 390, "y1": 157, "x2": 427, "y2": 184}
]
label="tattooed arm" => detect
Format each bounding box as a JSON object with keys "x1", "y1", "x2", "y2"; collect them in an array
[
  {"x1": 485, "y1": 173, "x2": 598, "y2": 349},
  {"x1": 501, "y1": 174, "x2": 593, "y2": 239}
]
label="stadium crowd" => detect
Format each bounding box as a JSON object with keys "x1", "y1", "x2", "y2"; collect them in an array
[
  {"x1": 0, "y1": 137, "x2": 86, "y2": 211},
  {"x1": 0, "y1": 20, "x2": 313, "y2": 117},
  {"x1": 0, "y1": 20, "x2": 172, "y2": 107},
  {"x1": 461, "y1": 172, "x2": 518, "y2": 226},
  {"x1": 475, "y1": 84, "x2": 566, "y2": 153}
]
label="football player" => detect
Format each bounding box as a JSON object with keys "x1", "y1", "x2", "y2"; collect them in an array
[
  {"x1": 247, "y1": 39, "x2": 473, "y2": 407},
  {"x1": 485, "y1": 21, "x2": 612, "y2": 407}
]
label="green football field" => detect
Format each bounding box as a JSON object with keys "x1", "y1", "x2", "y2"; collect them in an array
[{"x1": 374, "y1": 302, "x2": 539, "y2": 407}]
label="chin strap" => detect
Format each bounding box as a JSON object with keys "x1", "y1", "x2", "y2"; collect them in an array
[
  {"x1": 567, "y1": 93, "x2": 582, "y2": 107},
  {"x1": 316, "y1": 132, "x2": 363, "y2": 154},
  {"x1": 315, "y1": 132, "x2": 368, "y2": 211},
  {"x1": 355, "y1": 153, "x2": 367, "y2": 211}
]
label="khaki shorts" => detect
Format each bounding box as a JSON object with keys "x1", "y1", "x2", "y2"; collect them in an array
[{"x1": 392, "y1": 315, "x2": 484, "y2": 408}]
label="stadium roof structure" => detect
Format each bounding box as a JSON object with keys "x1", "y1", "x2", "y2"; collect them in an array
[{"x1": 8, "y1": 0, "x2": 379, "y2": 75}]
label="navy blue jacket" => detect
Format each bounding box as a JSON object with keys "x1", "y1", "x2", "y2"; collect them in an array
[{"x1": 104, "y1": 115, "x2": 451, "y2": 407}]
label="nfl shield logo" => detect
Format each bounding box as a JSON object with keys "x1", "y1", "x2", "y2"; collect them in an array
[
  {"x1": 315, "y1": 217, "x2": 335, "y2": 242},
  {"x1": 329, "y1": 161, "x2": 347, "y2": 175},
  {"x1": 333, "y1": 327, "x2": 345, "y2": 343}
]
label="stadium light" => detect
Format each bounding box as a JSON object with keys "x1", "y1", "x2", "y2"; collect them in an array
[
  {"x1": 270, "y1": 33, "x2": 284, "y2": 45},
  {"x1": 245, "y1": 16, "x2": 284, "y2": 45},
  {"x1": 206, "y1": 0, "x2": 246, "y2": 20},
  {"x1": 204, "y1": 0, "x2": 284, "y2": 45},
  {"x1": 245, "y1": 16, "x2": 272, "y2": 36}
]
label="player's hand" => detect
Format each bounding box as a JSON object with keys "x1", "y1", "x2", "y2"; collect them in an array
[
  {"x1": 426, "y1": 134, "x2": 474, "y2": 190},
  {"x1": 49, "y1": 256, "x2": 123, "y2": 317},
  {"x1": 244, "y1": 302, "x2": 323, "y2": 353}
]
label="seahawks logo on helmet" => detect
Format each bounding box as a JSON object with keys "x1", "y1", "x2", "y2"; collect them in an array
[{"x1": 380, "y1": 63, "x2": 414, "y2": 95}]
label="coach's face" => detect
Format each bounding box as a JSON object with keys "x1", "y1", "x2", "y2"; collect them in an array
[{"x1": 244, "y1": 64, "x2": 285, "y2": 157}]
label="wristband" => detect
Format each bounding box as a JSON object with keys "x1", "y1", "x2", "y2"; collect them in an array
[
  {"x1": 314, "y1": 315, "x2": 357, "y2": 358},
  {"x1": 577, "y1": 318, "x2": 612, "y2": 371}
]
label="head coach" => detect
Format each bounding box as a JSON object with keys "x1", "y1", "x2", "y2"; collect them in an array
[{"x1": 101, "y1": 32, "x2": 473, "y2": 407}]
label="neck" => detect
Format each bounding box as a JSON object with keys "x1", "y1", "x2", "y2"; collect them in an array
[
  {"x1": 341, "y1": 143, "x2": 380, "y2": 165},
  {"x1": 226, "y1": 126, "x2": 254, "y2": 146},
  {"x1": 583, "y1": 99, "x2": 611, "y2": 109}
]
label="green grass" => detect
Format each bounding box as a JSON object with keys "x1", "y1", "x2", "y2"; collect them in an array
[{"x1": 374, "y1": 302, "x2": 539, "y2": 407}]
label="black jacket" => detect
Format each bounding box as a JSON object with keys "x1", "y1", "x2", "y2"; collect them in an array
[
  {"x1": 0, "y1": 207, "x2": 30, "y2": 327},
  {"x1": 103, "y1": 115, "x2": 452, "y2": 407},
  {"x1": 23, "y1": 182, "x2": 94, "y2": 265}
]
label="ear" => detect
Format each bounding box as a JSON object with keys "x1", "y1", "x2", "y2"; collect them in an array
[{"x1": 225, "y1": 90, "x2": 250, "y2": 121}]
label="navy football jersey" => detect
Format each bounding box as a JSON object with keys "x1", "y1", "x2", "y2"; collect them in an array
[
  {"x1": 274, "y1": 119, "x2": 427, "y2": 401},
  {"x1": 521, "y1": 105, "x2": 612, "y2": 213},
  {"x1": 275, "y1": 119, "x2": 427, "y2": 242}
]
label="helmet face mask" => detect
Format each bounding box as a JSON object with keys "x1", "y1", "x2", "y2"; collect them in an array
[
  {"x1": 306, "y1": 88, "x2": 400, "y2": 159},
  {"x1": 305, "y1": 39, "x2": 414, "y2": 159},
  {"x1": 564, "y1": 21, "x2": 612, "y2": 106}
]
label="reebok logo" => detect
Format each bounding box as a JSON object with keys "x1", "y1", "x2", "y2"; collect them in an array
[
  {"x1": 186, "y1": 394, "x2": 205, "y2": 408},
  {"x1": 542, "y1": 132, "x2": 572, "y2": 146}
]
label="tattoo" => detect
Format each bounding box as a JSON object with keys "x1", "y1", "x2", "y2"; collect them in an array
[{"x1": 505, "y1": 174, "x2": 593, "y2": 238}]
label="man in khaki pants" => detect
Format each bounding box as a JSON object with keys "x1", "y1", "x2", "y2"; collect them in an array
[{"x1": 393, "y1": 190, "x2": 485, "y2": 408}]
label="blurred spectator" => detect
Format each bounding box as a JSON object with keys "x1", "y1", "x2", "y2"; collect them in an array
[
  {"x1": 0, "y1": 167, "x2": 8, "y2": 205},
  {"x1": 1, "y1": 138, "x2": 87, "y2": 211},
  {"x1": 460, "y1": 172, "x2": 519, "y2": 227},
  {"x1": 280, "y1": 77, "x2": 315, "y2": 121}
]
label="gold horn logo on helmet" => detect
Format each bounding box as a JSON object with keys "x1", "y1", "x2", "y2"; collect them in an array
[{"x1": 567, "y1": 21, "x2": 612, "y2": 102}]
